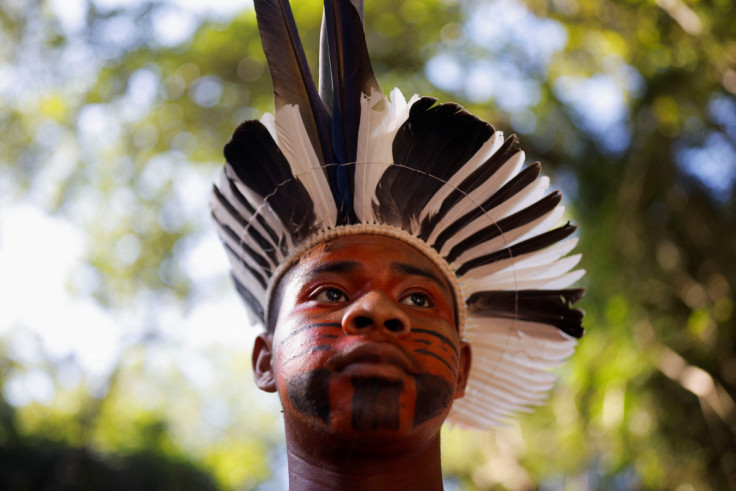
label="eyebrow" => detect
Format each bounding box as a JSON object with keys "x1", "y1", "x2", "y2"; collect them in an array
[
  {"x1": 309, "y1": 260, "x2": 360, "y2": 276},
  {"x1": 390, "y1": 262, "x2": 450, "y2": 296}
]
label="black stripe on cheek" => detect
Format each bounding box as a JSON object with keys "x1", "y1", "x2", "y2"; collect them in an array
[
  {"x1": 414, "y1": 348, "x2": 457, "y2": 376},
  {"x1": 410, "y1": 328, "x2": 459, "y2": 357},
  {"x1": 280, "y1": 322, "x2": 342, "y2": 344},
  {"x1": 283, "y1": 344, "x2": 333, "y2": 366}
]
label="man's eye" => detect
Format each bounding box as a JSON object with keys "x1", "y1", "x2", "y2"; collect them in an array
[
  {"x1": 401, "y1": 292, "x2": 432, "y2": 308},
  {"x1": 315, "y1": 288, "x2": 348, "y2": 303}
]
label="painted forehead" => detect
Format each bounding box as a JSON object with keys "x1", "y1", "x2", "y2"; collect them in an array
[{"x1": 298, "y1": 235, "x2": 453, "y2": 290}]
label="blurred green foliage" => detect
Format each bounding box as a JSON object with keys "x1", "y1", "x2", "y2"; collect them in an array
[{"x1": 1, "y1": 0, "x2": 735, "y2": 489}]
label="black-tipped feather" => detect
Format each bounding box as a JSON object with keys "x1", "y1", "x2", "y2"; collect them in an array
[
  {"x1": 212, "y1": 185, "x2": 280, "y2": 264},
  {"x1": 222, "y1": 241, "x2": 269, "y2": 290},
  {"x1": 217, "y1": 221, "x2": 272, "y2": 271},
  {"x1": 456, "y1": 222, "x2": 577, "y2": 275},
  {"x1": 432, "y1": 163, "x2": 543, "y2": 251},
  {"x1": 446, "y1": 191, "x2": 562, "y2": 262},
  {"x1": 223, "y1": 120, "x2": 318, "y2": 242},
  {"x1": 376, "y1": 98, "x2": 494, "y2": 228},
  {"x1": 232, "y1": 273, "x2": 266, "y2": 321},
  {"x1": 224, "y1": 121, "x2": 294, "y2": 197},
  {"x1": 253, "y1": 0, "x2": 334, "y2": 165},
  {"x1": 419, "y1": 136, "x2": 519, "y2": 240},
  {"x1": 218, "y1": 177, "x2": 281, "y2": 246},
  {"x1": 467, "y1": 289, "x2": 585, "y2": 338}
]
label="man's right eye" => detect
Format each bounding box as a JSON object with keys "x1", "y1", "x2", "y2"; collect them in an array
[{"x1": 315, "y1": 287, "x2": 348, "y2": 303}]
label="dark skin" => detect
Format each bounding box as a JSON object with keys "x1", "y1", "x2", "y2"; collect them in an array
[{"x1": 252, "y1": 235, "x2": 472, "y2": 490}]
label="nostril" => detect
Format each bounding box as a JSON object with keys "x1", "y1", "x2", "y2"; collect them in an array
[
  {"x1": 354, "y1": 316, "x2": 372, "y2": 329},
  {"x1": 384, "y1": 319, "x2": 404, "y2": 332}
]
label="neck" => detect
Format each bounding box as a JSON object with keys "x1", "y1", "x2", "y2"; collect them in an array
[{"x1": 283, "y1": 422, "x2": 445, "y2": 491}]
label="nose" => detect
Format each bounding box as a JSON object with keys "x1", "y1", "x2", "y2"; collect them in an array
[{"x1": 342, "y1": 291, "x2": 411, "y2": 335}]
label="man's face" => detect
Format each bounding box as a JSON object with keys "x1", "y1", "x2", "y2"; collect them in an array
[{"x1": 253, "y1": 234, "x2": 471, "y2": 446}]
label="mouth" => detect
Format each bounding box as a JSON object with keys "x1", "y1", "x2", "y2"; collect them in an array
[{"x1": 331, "y1": 343, "x2": 415, "y2": 378}]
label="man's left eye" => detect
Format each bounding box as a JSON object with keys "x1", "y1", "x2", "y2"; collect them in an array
[{"x1": 401, "y1": 292, "x2": 432, "y2": 308}]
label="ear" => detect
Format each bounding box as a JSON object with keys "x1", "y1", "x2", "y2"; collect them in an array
[
  {"x1": 453, "y1": 341, "x2": 472, "y2": 400},
  {"x1": 252, "y1": 332, "x2": 277, "y2": 392}
]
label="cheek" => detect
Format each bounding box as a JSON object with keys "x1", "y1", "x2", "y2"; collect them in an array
[
  {"x1": 408, "y1": 322, "x2": 461, "y2": 382},
  {"x1": 273, "y1": 321, "x2": 343, "y2": 381}
]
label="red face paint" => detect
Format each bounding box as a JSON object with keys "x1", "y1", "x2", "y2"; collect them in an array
[{"x1": 270, "y1": 235, "x2": 467, "y2": 442}]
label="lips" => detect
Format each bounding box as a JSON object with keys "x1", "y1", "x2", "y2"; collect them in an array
[{"x1": 330, "y1": 342, "x2": 416, "y2": 376}]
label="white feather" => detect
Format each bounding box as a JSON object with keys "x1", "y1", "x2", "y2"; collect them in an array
[
  {"x1": 467, "y1": 317, "x2": 578, "y2": 342},
  {"x1": 470, "y1": 334, "x2": 577, "y2": 362},
  {"x1": 275, "y1": 104, "x2": 337, "y2": 227},
  {"x1": 469, "y1": 389, "x2": 547, "y2": 411},
  {"x1": 474, "y1": 378, "x2": 549, "y2": 405},
  {"x1": 355, "y1": 89, "x2": 392, "y2": 221},
  {"x1": 354, "y1": 88, "x2": 419, "y2": 221},
  {"x1": 532, "y1": 269, "x2": 586, "y2": 290},
  {"x1": 463, "y1": 320, "x2": 576, "y2": 392},
  {"x1": 260, "y1": 112, "x2": 277, "y2": 142},
  {"x1": 449, "y1": 404, "x2": 506, "y2": 428},
  {"x1": 458, "y1": 394, "x2": 536, "y2": 418}
]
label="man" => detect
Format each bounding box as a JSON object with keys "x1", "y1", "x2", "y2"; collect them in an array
[
  {"x1": 252, "y1": 235, "x2": 471, "y2": 488},
  {"x1": 211, "y1": 0, "x2": 584, "y2": 488}
]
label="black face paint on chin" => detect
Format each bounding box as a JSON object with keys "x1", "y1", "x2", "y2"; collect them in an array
[
  {"x1": 413, "y1": 373, "x2": 454, "y2": 427},
  {"x1": 351, "y1": 377, "x2": 403, "y2": 431},
  {"x1": 287, "y1": 369, "x2": 332, "y2": 424}
]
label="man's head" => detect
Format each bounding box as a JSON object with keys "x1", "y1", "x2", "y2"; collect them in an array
[{"x1": 252, "y1": 234, "x2": 471, "y2": 446}]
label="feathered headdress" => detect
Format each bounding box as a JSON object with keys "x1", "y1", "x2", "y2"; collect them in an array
[{"x1": 211, "y1": 0, "x2": 585, "y2": 429}]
